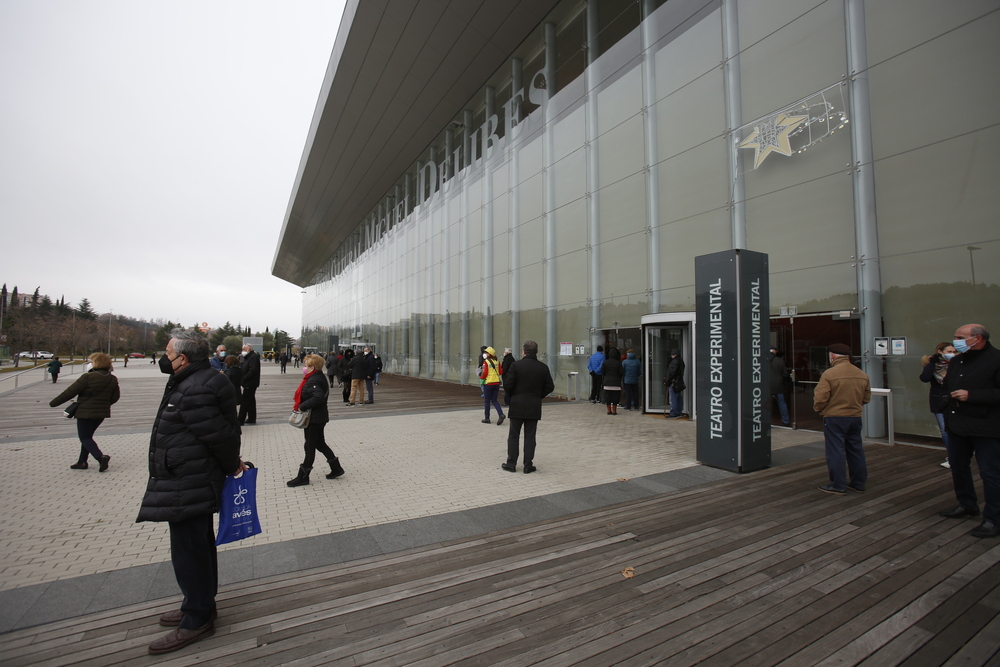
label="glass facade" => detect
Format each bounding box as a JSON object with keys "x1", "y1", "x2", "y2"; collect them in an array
[{"x1": 298, "y1": 0, "x2": 1000, "y2": 438}]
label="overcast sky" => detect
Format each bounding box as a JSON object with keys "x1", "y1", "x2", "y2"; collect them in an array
[{"x1": 0, "y1": 1, "x2": 346, "y2": 337}]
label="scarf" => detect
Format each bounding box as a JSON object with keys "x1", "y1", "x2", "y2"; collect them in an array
[
  {"x1": 934, "y1": 356, "x2": 949, "y2": 385},
  {"x1": 293, "y1": 370, "x2": 313, "y2": 411}
]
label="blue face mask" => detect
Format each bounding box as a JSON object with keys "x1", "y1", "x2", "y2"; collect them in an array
[
  {"x1": 953, "y1": 338, "x2": 974, "y2": 354},
  {"x1": 219, "y1": 351, "x2": 226, "y2": 358},
  {"x1": 943, "y1": 352, "x2": 957, "y2": 360}
]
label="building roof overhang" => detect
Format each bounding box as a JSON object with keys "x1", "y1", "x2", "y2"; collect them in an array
[{"x1": 272, "y1": 0, "x2": 559, "y2": 287}]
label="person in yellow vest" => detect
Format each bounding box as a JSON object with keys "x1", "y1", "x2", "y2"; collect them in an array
[{"x1": 480, "y1": 346, "x2": 506, "y2": 425}]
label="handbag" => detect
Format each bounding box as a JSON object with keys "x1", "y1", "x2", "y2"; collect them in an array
[
  {"x1": 63, "y1": 401, "x2": 79, "y2": 418},
  {"x1": 216, "y1": 463, "x2": 262, "y2": 546},
  {"x1": 288, "y1": 409, "x2": 311, "y2": 429}
]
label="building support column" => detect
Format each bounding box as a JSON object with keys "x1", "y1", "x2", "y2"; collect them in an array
[
  {"x1": 586, "y1": 2, "x2": 602, "y2": 351},
  {"x1": 642, "y1": 0, "x2": 661, "y2": 313},
  {"x1": 543, "y1": 22, "x2": 557, "y2": 367},
  {"x1": 460, "y1": 110, "x2": 473, "y2": 384},
  {"x1": 846, "y1": 0, "x2": 885, "y2": 437},
  {"x1": 722, "y1": 0, "x2": 746, "y2": 250},
  {"x1": 510, "y1": 59, "x2": 523, "y2": 353},
  {"x1": 484, "y1": 86, "x2": 496, "y2": 348}
]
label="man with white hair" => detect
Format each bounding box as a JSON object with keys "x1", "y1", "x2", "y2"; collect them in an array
[{"x1": 813, "y1": 343, "x2": 870, "y2": 496}]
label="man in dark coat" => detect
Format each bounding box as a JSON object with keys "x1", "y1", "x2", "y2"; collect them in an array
[
  {"x1": 348, "y1": 349, "x2": 369, "y2": 405},
  {"x1": 138, "y1": 331, "x2": 243, "y2": 654},
  {"x1": 364, "y1": 346, "x2": 377, "y2": 404},
  {"x1": 665, "y1": 349, "x2": 686, "y2": 419},
  {"x1": 238, "y1": 343, "x2": 261, "y2": 425},
  {"x1": 769, "y1": 346, "x2": 791, "y2": 425},
  {"x1": 501, "y1": 340, "x2": 554, "y2": 473},
  {"x1": 940, "y1": 323, "x2": 1000, "y2": 538}
]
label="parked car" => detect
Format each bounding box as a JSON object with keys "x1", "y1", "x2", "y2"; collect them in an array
[
  {"x1": 129, "y1": 352, "x2": 145, "y2": 358},
  {"x1": 17, "y1": 351, "x2": 54, "y2": 359}
]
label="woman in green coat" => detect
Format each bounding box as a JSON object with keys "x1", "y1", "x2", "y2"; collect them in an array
[{"x1": 50, "y1": 352, "x2": 121, "y2": 471}]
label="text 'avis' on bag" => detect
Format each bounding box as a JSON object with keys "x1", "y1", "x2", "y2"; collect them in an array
[{"x1": 216, "y1": 463, "x2": 262, "y2": 546}]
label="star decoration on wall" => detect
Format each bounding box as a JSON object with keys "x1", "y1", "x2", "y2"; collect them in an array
[{"x1": 738, "y1": 112, "x2": 808, "y2": 169}]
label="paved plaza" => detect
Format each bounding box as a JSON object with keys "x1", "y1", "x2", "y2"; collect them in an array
[{"x1": 0, "y1": 361, "x2": 827, "y2": 633}]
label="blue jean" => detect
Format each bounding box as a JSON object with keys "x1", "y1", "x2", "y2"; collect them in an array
[
  {"x1": 668, "y1": 387, "x2": 684, "y2": 417},
  {"x1": 774, "y1": 392, "x2": 790, "y2": 424},
  {"x1": 934, "y1": 412, "x2": 949, "y2": 448},
  {"x1": 76, "y1": 417, "x2": 105, "y2": 462},
  {"x1": 365, "y1": 378, "x2": 374, "y2": 401},
  {"x1": 484, "y1": 384, "x2": 504, "y2": 420},
  {"x1": 946, "y1": 433, "x2": 1000, "y2": 523},
  {"x1": 823, "y1": 416, "x2": 867, "y2": 490}
]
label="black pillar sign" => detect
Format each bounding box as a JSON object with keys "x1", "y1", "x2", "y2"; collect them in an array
[{"x1": 695, "y1": 249, "x2": 770, "y2": 472}]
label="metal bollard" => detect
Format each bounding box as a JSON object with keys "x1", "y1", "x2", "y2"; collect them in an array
[{"x1": 567, "y1": 372, "x2": 579, "y2": 401}]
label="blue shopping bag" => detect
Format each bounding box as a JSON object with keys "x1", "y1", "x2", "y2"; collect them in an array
[{"x1": 216, "y1": 464, "x2": 262, "y2": 546}]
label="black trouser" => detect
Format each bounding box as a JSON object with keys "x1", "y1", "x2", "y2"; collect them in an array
[
  {"x1": 589, "y1": 373, "x2": 602, "y2": 402},
  {"x1": 507, "y1": 418, "x2": 538, "y2": 466},
  {"x1": 302, "y1": 422, "x2": 336, "y2": 467},
  {"x1": 238, "y1": 387, "x2": 257, "y2": 424},
  {"x1": 342, "y1": 379, "x2": 351, "y2": 403},
  {"x1": 76, "y1": 417, "x2": 105, "y2": 462},
  {"x1": 168, "y1": 513, "x2": 218, "y2": 629}
]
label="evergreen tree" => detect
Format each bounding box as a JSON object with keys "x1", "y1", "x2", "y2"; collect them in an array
[
  {"x1": 55, "y1": 296, "x2": 70, "y2": 316},
  {"x1": 77, "y1": 298, "x2": 97, "y2": 320},
  {"x1": 1, "y1": 284, "x2": 6, "y2": 319},
  {"x1": 31, "y1": 287, "x2": 40, "y2": 308},
  {"x1": 9, "y1": 286, "x2": 18, "y2": 308},
  {"x1": 39, "y1": 295, "x2": 53, "y2": 313}
]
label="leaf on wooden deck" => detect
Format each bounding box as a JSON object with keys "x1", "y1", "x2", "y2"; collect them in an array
[
  {"x1": 621, "y1": 567, "x2": 635, "y2": 579},
  {"x1": 617, "y1": 478, "x2": 629, "y2": 482}
]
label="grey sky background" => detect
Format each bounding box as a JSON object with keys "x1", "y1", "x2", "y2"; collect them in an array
[{"x1": 0, "y1": 1, "x2": 347, "y2": 337}]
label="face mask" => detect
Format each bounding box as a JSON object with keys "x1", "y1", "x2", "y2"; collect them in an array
[
  {"x1": 241, "y1": 350, "x2": 248, "y2": 357},
  {"x1": 219, "y1": 351, "x2": 226, "y2": 358},
  {"x1": 303, "y1": 367, "x2": 311, "y2": 375},
  {"x1": 158, "y1": 354, "x2": 175, "y2": 375},
  {"x1": 953, "y1": 338, "x2": 973, "y2": 354},
  {"x1": 943, "y1": 353, "x2": 956, "y2": 360}
]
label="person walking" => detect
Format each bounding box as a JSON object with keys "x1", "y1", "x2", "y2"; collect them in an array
[
  {"x1": 287, "y1": 354, "x2": 345, "y2": 487},
  {"x1": 374, "y1": 353, "x2": 383, "y2": 385},
  {"x1": 339, "y1": 349, "x2": 354, "y2": 403},
  {"x1": 279, "y1": 352, "x2": 289, "y2": 374},
  {"x1": 238, "y1": 344, "x2": 261, "y2": 425},
  {"x1": 920, "y1": 341, "x2": 957, "y2": 469},
  {"x1": 363, "y1": 347, "x2": 376, "y2": 404},
  {"x1": 49, "y1": 352, "x2": 120, "y2": 471},
  {"x1": 938, "y1": 324, "x2": 1000, "y2": 538},
  {"x1": 500, "y1": 347, "x2": 515, "y2": 406},
  {"x1": 501, "y1": 340, "x2": 554, "y2": 473},
  {"x1": 813, "y1": 343, "x2": 871, "y2": 495},
  {"x1": 138, "y1": 331, "x2": 244, "y2": 654},
  {"x1": 769, "y1": 346, "x2": 791, "y2": 426},
  {"x1": 348, "y1": 348, "x2": 368, "y2": 406},
  {"x1": 223, "y1": 354, "x2": 243, "y2": 406},
  {"x1": 664, "y1": 349, "x2": 686, "y2": 419},
  {"x1": 587, "y1": 345, "x2": 606, "y2": 404},
  {"x1": 480, "y1": 346, "x2": 505, "y2": 425},
  {"x1": 622, "y1": 349, "x2": 642, "y2": 411},
  {"x1": 47, "y1": 355, "x2": 63, "y2": 383},
  {"x1": 601, "y1": 347, "x2": 624, "y2": 415}
]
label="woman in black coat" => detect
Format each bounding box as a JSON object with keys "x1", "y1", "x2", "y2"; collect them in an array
[
  {"x1": 920, "y1": 341, "x2": 957, "y2": 468},
  {"x1": 338, "y1": 349, "x2": 354, "y2": 403},
  {"x1": 50, "y1": 352, "x2": 120, "y2": 471},
  {"x1": 287, "y1": 354, "x2": 345, "y2": 487},
  {"x1": 601, "y1": 347, "x2": 624, "y2": 415}
]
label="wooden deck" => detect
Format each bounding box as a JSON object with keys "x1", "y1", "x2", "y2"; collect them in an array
[{"x1": 2, "y1": 444, "x2": 998, "y2": 666}]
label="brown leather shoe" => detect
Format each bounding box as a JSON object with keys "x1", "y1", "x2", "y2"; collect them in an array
[
  {"x1": 158, "y1": 608, "x2": 217, "y2": 627},
  {"x1": 148, "y1": 622, "x2": 215, "y2": 654}
]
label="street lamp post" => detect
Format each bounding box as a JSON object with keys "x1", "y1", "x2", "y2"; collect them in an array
[
  {"x1": 107, "y1": 309, "x2": 113, "y2": 355},
  {"x1": 967, "y1": 246, "x2": 981, "y2": 286}
]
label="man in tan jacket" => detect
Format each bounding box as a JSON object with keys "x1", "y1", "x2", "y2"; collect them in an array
[{"x1": 814, "y1": 343, "x2": 871, "y2": 495}]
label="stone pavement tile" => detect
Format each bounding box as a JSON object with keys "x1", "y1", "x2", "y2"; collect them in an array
[
  {"x1": 14, "y1": 572, "x2": 106, "y2": 630},
  {"x1": 85, "y1": 563, "x2": 159, "y2": 613},
  {"x1": 0, "y1": 582, "x2": 45, "y2": 632},
  {"x1": 218, "y1": 546, "x2": 255, "y2": 587}
]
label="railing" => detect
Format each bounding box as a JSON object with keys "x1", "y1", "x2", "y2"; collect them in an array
[{"x1": 0, "y1": 360, "x2": 85, "y2": 394}]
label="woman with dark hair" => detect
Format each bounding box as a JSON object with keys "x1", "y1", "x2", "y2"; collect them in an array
[
  {"x1": 49, "y1": 352, "x2": 120, "y2": 471},
  {"x1": 287, "y1": 354, "x2": 345, "y2": 487},
  {"x1": 920, "y1": 341, "x2": 957, "y2": 469},
  {"x1": 601, "y1": 347, "x2": 624, "y2": 415},
  {"x1": 223, "y1": 354, "x2": 243, "y2": 405}
]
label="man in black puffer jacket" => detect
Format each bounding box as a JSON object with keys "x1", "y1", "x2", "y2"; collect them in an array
[
  {"x1": 940, "y1": 323, "x2": 1000, "y2": 539},
  {"x1": 138, "y1": 331, "x2": 243, "y2": 655}
]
